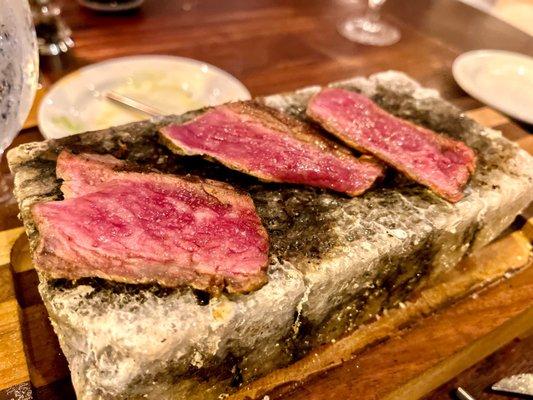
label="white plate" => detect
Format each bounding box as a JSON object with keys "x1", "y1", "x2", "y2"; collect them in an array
[
  {"x1": 452, "y1": 50, "x2": 533, "y2": 124},
  {"x1": 39, "y1": 55, "x2": 251, "y2": 139}
]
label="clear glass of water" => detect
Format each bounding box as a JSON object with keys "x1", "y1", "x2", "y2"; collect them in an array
[
  {"x1": 0, "y1": 0, "x2": 39, "y2": 205},
  {"x1": 338, "y1": 0, "x2": 401, "y2": 46}
]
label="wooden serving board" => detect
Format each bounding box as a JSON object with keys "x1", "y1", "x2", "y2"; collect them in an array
[{"x1": 0, "y1": 107, "x2": 532, "y2": 400}]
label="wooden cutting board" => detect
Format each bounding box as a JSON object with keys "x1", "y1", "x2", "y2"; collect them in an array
[{"x1": 0, "y1": 107, "x2": 532, "y2": 400}]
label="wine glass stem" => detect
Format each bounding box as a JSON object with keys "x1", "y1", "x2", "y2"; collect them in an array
[{"x1": 367, "y1": 0, "x2": 384, "y2": 22}]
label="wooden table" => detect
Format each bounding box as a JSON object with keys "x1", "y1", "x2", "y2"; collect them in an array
[{"x1": 1, "y1": 1, "x2": 532, "y2": 399}]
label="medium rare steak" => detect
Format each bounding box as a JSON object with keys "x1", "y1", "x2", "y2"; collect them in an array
[
  {"x1": 32, "y1": 154, "x2": 269, "y2": 293},
  {"x1": 306, "y1": 88, "x2": 476, "y2": 202},
  {"x1": 159, "y1": 101, "x2": 384, "y2": 196},
  {"x1": 57, "y1": 151, "x2": 128, "y2": 197}
]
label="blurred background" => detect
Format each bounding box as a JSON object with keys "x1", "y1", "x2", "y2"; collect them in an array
[
  {"x1": 25, "y1": 0, "x2": 533, "y2": 123},
  {"x1": 460, "y1": 0, "x2": 533, "y2": 34}
]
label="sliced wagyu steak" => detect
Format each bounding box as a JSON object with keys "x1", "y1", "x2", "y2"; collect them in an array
[
  {"x1": 306, "y1": 88, "x2": 476, "y2": 202},
  {"x1": 57, "y1": 151, "x2": 129, "y2": 198},
  {"x1": 159, "y1": 101, "x2": 384, "y2": 196},
  {"x1": 32, "y1": 153, "x2": 269, "y2": 293}
]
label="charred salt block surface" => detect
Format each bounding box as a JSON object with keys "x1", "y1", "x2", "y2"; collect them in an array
[{"x1": 7, "y1": 71, "x2": 533, "y2": 400}]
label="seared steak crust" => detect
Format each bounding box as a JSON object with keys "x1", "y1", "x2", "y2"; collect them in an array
[
  {"x1": 160, "y1": 101, "x2": 384, "y2": 196},
  {"x1": 32, "y1": 152, "x2": 269, "y2": 294},
  {"x1": 307, "y1": 88, "x2": 476, "y2": 202}
]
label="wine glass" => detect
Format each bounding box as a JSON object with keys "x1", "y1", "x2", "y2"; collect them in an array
[
  {"x1": 30, "y1": 0, "x2": 74, "y2": 56},
  {"x1": 338, "y1": 0, "x2": 401, "y2": 46},
  {"x1": 0, "y1": 0, "x2": 39, "y2": 205}
]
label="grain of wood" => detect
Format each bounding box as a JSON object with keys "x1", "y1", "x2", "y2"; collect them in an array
[
  {"x1": 0, "y1": 228, "x2": 32, "y2": 395},
  {"x1": 385, "y1": 291, "x2": 533, "y2": 400},
  {"x1": 424, "y1": 334, "x2": 533, "y2": 400},
  {"x1": 0, "y1": 268, "x2": 15, "y2": 304},
  {"x1": 0, "y1": 300, "x2": 30, "y2": 391},
  {"x1": 14, "y1": 271, "x2": 41, "y2": 309},
  {"x1": 10, "y1": 235, "x2": 33, "y2": 274},
  {"x1": 465, "y1": 107, "x2": 510, "y2": 128},
  {"x1": 0, "y1": 228, "x2": 25, "y2": 267},
  {"x1": 517, "y1": 135, "x2": 533, "y2": 155},
  {"x1": 278, "y1": 266, "x2": 533, "y2": 400},
  {"x1": 22, "y1": 305, "x2": 69, "y2": 388},
  {"x1": 523, "y1": 218, "x2": 533, "y2": 242}
]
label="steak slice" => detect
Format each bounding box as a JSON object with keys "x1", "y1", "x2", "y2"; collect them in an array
[
  {"x1": 32, "y1": 154, "x2": 269, "y2": 294},
  {"x1": 159, "y1": 101, "x2": 384, "y2": 196},
  {"x1": 57, "y1": 151, "x2": 128, "y2": 198},
  {"x1": 306, "y1": 88, "x2": 476, "y2": 202}
]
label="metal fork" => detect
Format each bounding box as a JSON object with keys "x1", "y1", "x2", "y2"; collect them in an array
[{"x1": 105, "y1": 91, "x2": 164, "y2": 117}]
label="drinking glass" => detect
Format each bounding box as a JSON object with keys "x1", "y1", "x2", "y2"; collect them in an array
[
  {"x1": 0, "y1": 1, "x2": 39, "y2": 205},
  {"x1": 338, "y1": 0, "x2": 401, "y2": 46},
  {"x1": 30, "y1": 0, "x2": 74, "y2": 56}
]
